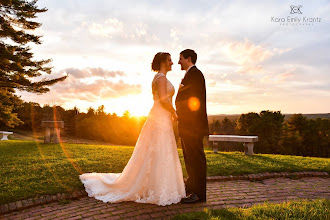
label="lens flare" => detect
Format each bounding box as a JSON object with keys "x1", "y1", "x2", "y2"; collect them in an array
[
  {"x1": 188, "y1": 97, "x2": 200, "y2": 111},
  {"x1": 53, "y1": 106, "x2": 83, "y2": 174},
  {"x1": 31, "y1": 105, "x2": 70, "y2": 190},
  {"x1": 31, "y1": 104, "x2": 83, "y2": 191}
]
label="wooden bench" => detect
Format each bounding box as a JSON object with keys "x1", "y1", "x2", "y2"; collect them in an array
[
  {"x1": 0, "y1": 131, "x2": 13, "y2": 141},
  {"x1": 209, "y1": 135, "x2": 258, "y2": 155}
]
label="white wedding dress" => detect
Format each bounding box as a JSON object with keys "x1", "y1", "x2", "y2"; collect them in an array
[{"x1": 79, "y1": 72, "x2": 186, "y2": 206}]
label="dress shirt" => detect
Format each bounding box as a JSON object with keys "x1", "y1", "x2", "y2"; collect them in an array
[{"x1": 184, "y1": 65, "x2": 195, "y2": 77}]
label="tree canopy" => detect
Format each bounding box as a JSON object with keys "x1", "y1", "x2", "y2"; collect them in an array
[{"x1": 0, "y1": 0, "x2": 67, "y2": 127}]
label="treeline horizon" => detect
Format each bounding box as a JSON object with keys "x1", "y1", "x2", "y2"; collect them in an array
[
  {"x1": 1, "y1": 101, "x2": 329, "y2": 158},
  {"x1": 209, "y1": 111, "x2": 330, "y2": 158},
  {"x1": 208, "y1": 113, "x2": 330, "y2": 122},
  {"x1": 1, "y1": 102, "x2": 146, "y2": 145}
]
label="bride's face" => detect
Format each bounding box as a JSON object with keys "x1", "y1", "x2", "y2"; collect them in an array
[{"x1": 164, "y1": 55, "x2": 173, "y2": 72}]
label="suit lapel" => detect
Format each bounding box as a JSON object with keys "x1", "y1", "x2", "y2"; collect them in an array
[
  {"x1": 182, "y1": 66, "x2": 196, "y2": 84},
  {"x1": 181, "y1": 66, "x2": 197, "y2": 85},
  {"x1": 177, "y1": 66, "x2": 196, "y2": 100}
]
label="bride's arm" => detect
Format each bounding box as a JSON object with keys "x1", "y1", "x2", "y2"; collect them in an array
[{"x1": 156, "y1": 77, "x2": 177, "y2": 118}]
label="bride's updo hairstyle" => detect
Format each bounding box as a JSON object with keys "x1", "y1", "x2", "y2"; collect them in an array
[{"x1": 151, "y1": 52, "x2": 170, "y2": 72}]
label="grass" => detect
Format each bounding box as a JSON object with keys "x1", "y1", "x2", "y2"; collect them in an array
[
  {"x1": 1, "y1": 140, "x2": 329, "y2": 205},
  {"x1": 172, "y1": 199, "x2": 330, "y2": 220},
  {"x1": 206, "y1": 151, "x2": 330, "y2": 176}
]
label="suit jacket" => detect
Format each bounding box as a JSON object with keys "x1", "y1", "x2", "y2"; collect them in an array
[{"x1": 175, "y1": 66, "x2": 209, "y2": 137}]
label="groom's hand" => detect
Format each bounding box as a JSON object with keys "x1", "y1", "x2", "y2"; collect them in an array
[{"x1": 172, "y1": 112, "x2": 178, "y2": 121}]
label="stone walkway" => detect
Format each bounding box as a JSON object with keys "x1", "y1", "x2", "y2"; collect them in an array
[{"x1": 1, "y1": 177, "x2": 329, "y2": 220}]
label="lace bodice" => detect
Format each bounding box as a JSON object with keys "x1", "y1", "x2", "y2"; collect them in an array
[{"x1": 151, "y1": 72, "x2": 175, "y2": 103}]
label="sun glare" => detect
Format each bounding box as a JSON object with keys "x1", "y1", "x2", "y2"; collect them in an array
[
  {"x1": 128, "y1": 103, "x2": 150, "y2": 116},
  {"x1": 100, "y1": 93, "x2": 153, "y2": 117}
]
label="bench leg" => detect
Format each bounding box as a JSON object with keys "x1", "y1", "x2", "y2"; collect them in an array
[
  {"x1": 44, "y1": 127, "x2": 51, "y2": 143},
  {"x1": 210, "y1": 141, "x2": 218, "y2": 153},
  {"x1": 244, "y1": 143, "x2": 254, "y2": 155},
  {"x1": 1, "y1": 134, "x2": 9, "y2": 141},
  {"x1": 53, "y1": 128, "x2": 60, "y2": 144}
]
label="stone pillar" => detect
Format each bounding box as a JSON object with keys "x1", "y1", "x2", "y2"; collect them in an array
[
  {"x1": 53, "y1": 127, "x2": 60, "y2": 144},
  {"x1": 41, "y1": 121, "x2": 64, "y2": 144},
  {"x1": 44, "y1": 127, "x2": 51, "y2": 143},
  {"x1": 244, "y1": 142, "x2": 254, "y2": 155},
  {"x1": 213, "y1": 142, "x2": 219, "y2": 153}
]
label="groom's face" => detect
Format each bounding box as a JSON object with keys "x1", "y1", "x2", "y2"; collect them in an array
[{"x1": 178, "y1": 54, "x2": 189, "y2": 71}]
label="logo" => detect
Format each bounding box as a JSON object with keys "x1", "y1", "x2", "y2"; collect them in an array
[
  {"x1": 290, "y1": 5, "x2": 302, "y2": 14},
  {"x1": 270, "y1": 5, "x2": 321, "y2": 26}
]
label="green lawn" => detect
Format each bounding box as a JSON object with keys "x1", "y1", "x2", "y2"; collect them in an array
[
  {"x1": 172, "y1": 199, "x2": 330, "y2": 220},
  {"x1": 1, "y1": 140, "x2": 329, "y2": 205}
]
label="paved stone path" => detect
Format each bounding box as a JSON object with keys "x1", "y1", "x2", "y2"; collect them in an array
[{"x1": 1, "y1": 177, "x2": 329, "y2": 220}]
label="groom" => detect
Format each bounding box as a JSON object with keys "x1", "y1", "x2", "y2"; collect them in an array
[{"x1": 175, "y1": 49, "x2": 209, "y2": 203}]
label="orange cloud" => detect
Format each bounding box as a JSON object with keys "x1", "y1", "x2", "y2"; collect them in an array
[
  {"x1": 50, "y1": 68, "x2": 141, "y2": 101},
  {"x1": 83, "y1": 18, "x2": 124, "y2": 38},
  {"x1": 64, "y1": 67, "x2": 125, "y2": 79},
  {"x1": 222, "y1": 39, "x2": 291, "y2": 75},
  {"x1": 222, "y1": 39, "x2": 273, "y2": 65}
]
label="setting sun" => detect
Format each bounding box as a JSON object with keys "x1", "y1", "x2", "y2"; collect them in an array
[
  {"x1": 102, "y1": 94, "x2": 153, "y2": 116},
  {"x1": 14, "y1": 0, "x2": 330, "y2": 115}
]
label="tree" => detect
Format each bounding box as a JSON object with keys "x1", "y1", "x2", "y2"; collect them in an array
[
  {"x1": 210, "y1": 119, "x2": 221, "y2": 134},
  {"x1": 63, "y1": 106, "x2": 79, "y2": 136},
  {"x1": 86, "y1": 106, "x2": 95, "y2": 117},
  {"x1": 96, "y1": 105, "x2": 106, "y2": 116},
  {"x1": 15, "y1": 101, "x2": 42, "y2": 129},
  {"x1": 123, "y1": 110, "x2": 131, "y2": 118},
  {"x1": 283, "y1": 115, "x2": 330, "y2": 157},
  {"x1": 0, "y1": 87, "x2": 22, "y2": 127},
  {"x1": 236, "y1": 112, "x2": 260, "y2": 135},
  {"x1": 0, "y1": 0, "x2": 67, "y2": 127},
  {"x1": 236, "y1": 111, "x2": 284, "y2": 154},
  {"x1": 221, "y1": 117, "x2": 235, "y2": 134},
  {"x1": 258, "y1": 110, "x2": 284, "y2": 153},
  {"x1": 287, "y1": 114, "x2": 308, "y2": 135}
]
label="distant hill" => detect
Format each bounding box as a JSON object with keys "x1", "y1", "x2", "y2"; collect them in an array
[
  {"x1": 283, "y1": 113, "x2": 330, "y2": 120},
  {"x1": 208, "y1": 113, "x2": 330, "y2": 122},
  {"x1": 208, "y1": 114, "x2": 241, "y2": 122}
]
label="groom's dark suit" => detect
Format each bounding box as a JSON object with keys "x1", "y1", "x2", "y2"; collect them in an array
[{"x1": 175, "y1": 66, "x2": 209, "y2": 201}]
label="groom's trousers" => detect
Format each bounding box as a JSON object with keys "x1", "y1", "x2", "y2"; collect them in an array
[{"x1": 180, "y1": 131, "x2": 207, "y2": 201}]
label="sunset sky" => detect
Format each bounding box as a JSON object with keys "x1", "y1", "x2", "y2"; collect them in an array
[{"x1": 18, "y1": 0, "x2": 330, "y2": 116}]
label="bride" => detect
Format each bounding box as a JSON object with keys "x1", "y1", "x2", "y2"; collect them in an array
[{"x1": 79, "y1": 52, "x2": 186, "y2": 206}]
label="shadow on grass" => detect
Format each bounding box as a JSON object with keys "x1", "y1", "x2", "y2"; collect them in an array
[
  {"x1": 211, "y1": 152, "x2": 262, "y2": 173},
  {"x1": 252, "y1": 154, "x2": 303, "y2": 171},
  {"x1": 206, "y1": 151, "x2": 306, "y2": 176}
]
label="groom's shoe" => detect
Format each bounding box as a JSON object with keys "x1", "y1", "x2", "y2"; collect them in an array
[{"x1": 181, "y1": 193, "x2": 206, "y2": 204}]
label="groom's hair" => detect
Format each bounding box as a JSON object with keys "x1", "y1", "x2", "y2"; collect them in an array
[
  {"x1": 151, "y1": 52, "x2": 170, "y2": 71},
  {"x1": 180, "y1": 49, "x2": 197, "y2": 64}
]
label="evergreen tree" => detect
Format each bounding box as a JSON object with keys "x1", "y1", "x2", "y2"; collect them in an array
[
  {"x1": 209, "y1": 119, "x2": 219, "y2": 134},
  {"x1": 236, "y1": 112, "x2": 260, "y2": 135},
  {"x1": 0, "y1": 0, "x2": 67, "y2": 127},
  {"x1": 221, "y1": 117, "x2": 235, "y2": 134},
  {"x1": 96, "y1": 105, "x2": 106, "y2": 116},
  {"x1": 87, "y1": 106, "x2": 95, "y2": 117}
]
